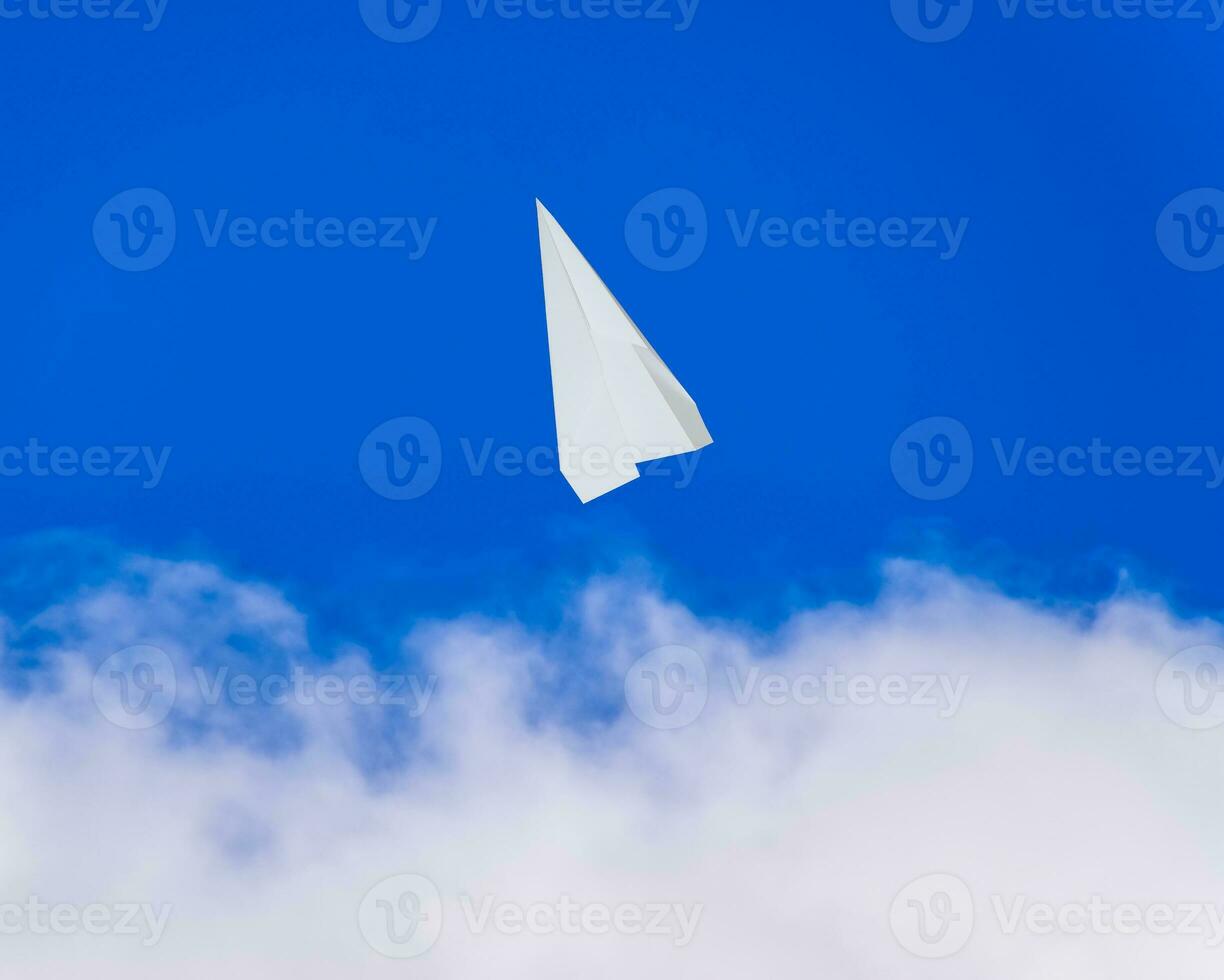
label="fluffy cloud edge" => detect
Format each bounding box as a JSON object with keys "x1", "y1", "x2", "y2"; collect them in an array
[{"x1": 0, "y1": 549, "x2": 1222, "y2": 977}]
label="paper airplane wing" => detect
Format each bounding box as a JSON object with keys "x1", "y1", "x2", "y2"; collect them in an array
[{"x1": 536, "y1": 200, "x2": 712, "y2": 503}]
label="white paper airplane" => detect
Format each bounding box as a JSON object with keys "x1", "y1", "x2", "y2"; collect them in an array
[{"x1": 536, "y1": 200, "x2": 713, "y2": 503}]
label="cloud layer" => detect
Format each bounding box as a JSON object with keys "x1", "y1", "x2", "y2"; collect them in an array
[{"x1": 1, "y1": 550, "x2": 1223, "y2": 977}]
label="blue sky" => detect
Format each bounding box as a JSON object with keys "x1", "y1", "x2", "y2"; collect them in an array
[
  {"x1": 8, "y1": 8, "x2": 1224, "y2": 973},
  {"x1": 2, "y1": 0, "x2": 1223, "y2": 645}
]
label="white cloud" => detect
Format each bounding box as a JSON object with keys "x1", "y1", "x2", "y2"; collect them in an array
[{"x1": 0, "y1": 553, "x2": 1223, "y2": 976}]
